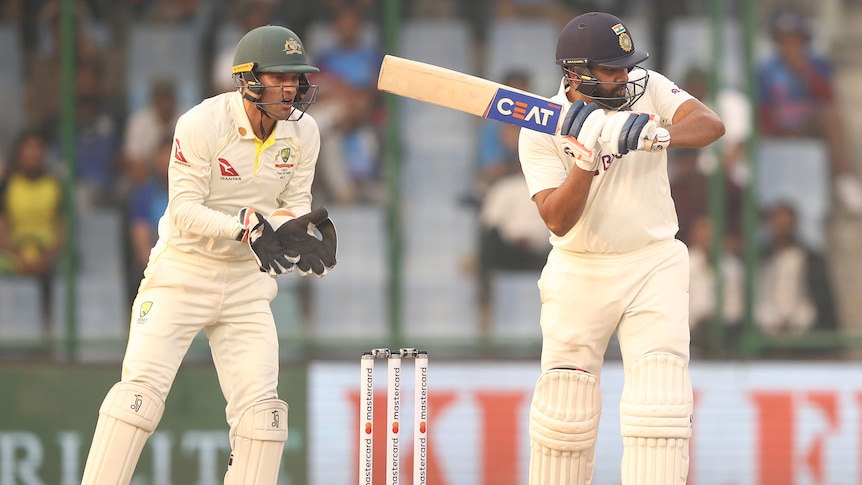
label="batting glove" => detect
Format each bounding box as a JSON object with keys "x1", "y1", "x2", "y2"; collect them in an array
[
  {"x1": 236, "y1": 208, "x2": 295, "y2": 276},
  {"x1": 558, "y1": 100, "x2": 607, "y2": 171},
  {"x1": 272, "y1": 207, "x2": 337, "y2": 277},
  {"x1": 600, "y1": 111, "x2": 670, "y2": 156}
]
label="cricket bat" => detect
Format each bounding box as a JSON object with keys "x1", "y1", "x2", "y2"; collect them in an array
[{"x1": 377, "y1": 55, "x2": 563, "y2": 135}]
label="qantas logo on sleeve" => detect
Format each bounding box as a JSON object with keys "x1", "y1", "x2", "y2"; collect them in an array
[
  {"x1": 173, "y1": 139, "x2": 189, "y2": 165},
  {"x1": 218, "y1": 158, "x2": 240, "y2": 178},
  {"x1": 485, "y1": 88, "x2": 562, "y2": 134}
]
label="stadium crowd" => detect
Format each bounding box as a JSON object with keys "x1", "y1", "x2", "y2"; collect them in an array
[{"x1": 0, "y1": 0, "x2": 861, "y2": 360}]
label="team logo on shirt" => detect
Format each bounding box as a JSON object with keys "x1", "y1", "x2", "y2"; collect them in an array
[
  {"x1": 274, "y1": 141, "x2": 299, "y2": 178},
  {"x1": 136, "y1": 301, "x2": 153, "y2": 324},
  {"x1": 219, "y1": 158, "x2": 240, "y2": 179}
]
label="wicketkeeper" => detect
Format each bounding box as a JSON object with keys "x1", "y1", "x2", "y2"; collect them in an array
[{"x1": 80, "y1": 25, "x2": 336, "y2": 484}]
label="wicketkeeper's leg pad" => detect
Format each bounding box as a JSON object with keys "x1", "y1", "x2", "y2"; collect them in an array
[
  {"x1": 224, "y1": 398, "x2": 289, "y2": 485},
  {"x1": 80, "y1": 381, "x2": 165, "y2": 485},
  {"x1": 620, "y1": 352, "x2": 693, "y2": 485},
  {"x1": 529, "y1": 368, "x2": 601, "y2": 485}
]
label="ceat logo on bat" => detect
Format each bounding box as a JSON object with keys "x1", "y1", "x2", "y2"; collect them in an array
[{"x1": 485, "y1": 88, "x2": 562, "y2": 134}]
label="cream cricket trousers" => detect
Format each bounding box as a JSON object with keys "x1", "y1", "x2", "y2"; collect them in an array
[
  {"x1": 122, "y1": 246, "x2": 281, "y2": 432},
  {"x1": 537, "y1": 238, "x2": 691, "y2": 376}
]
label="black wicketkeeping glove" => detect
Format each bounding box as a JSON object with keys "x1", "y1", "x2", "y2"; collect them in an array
[
  {"x1": 237, "y1": 208, "x2": 297, "y2": 276},
  {"x1": 274, "y1": 206, "x2": 337, "y2": 277}
]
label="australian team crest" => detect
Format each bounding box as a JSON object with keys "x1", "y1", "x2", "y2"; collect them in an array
[
  {"x1": 137, "y1": 301, "x2": 153, "y2": 324},
  {"x1": 284, "y1": 38, "x2": 302, "y2": 55},
  {"x1": 274, "y1": 141, "x2": 298, "y2": 178},
  {"x1": 279, "y1": 147, "x2": 291, "y2": 162}
]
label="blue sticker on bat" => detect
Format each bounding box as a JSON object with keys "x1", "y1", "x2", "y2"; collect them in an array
[{"x1": 485, "y1": 88, "x2": 562, "y2": 134}]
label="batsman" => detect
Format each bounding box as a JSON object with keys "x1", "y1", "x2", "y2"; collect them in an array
[
  {"x1": 80, "y1": 25, "x2": 336, "y2": 484},
  {"x1": 520, "y1": 12, "x2": 724, "y2": 484}
]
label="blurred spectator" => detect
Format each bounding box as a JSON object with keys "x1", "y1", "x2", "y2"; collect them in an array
[
  {"x1": 473, "y1": 73, "x2": 550, "y2": 317},
  {"x1": 756, "y1": 201, "x2": 839, "y2": 337},
  {"x1": 125, "y1": 135, "x2": 170, "y2": 303},
  {"x1": 476, "y1": 171, "x2": 551, "y2": 329},
  {"x1": 209, "y1": 1, "x2": 279, "y2": 95},
  {"x1": 24, "y1": 0, "x2": 109, "y2": 140},
  {"x1": 757, "y1": 6, "x2": 862, "y2": 215},
  {"x1": 0, "y1": 129, "x2": 65, "y2": 332},
  {"x1": 687, "y1": 215, "x2": 744, "y2": 355},
  {"x1": 73, "y1": 60, "x2": 123, "y2": 208},
  {"x1": 676, "y1": 66, "x2": 747, "y2": 253},
  {"x1": 479, "y1": 173, "x2": 551, "y2": 272},
  {"x1": 121, "y1": 78, "x2": 178, "y2": 186},
  {"x1": 311, "y1": 6, "x2": 384, "y2": 205},
  {"x1": 669, "y1": 145, "x2": 744, "y2": 251},
  {"x1": 312, "y1": 5, "x2": 382, "y2": 91},
  {"x1": 681, "y1": 65, "x2": 751, "y2": 187},
  {"x1": 475, "y1": 70, "x2": 531, "y2": 199},
  {"x1": 315, "y1": 84, "x2": 384, "y2": 205}
]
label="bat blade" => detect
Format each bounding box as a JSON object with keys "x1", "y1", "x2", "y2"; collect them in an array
[{"x1": 377, "y1": 55, "x2": 563, "y2": 134}]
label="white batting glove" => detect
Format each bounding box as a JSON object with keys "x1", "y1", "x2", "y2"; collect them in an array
[
  {"x1": 557, "y1": 100, "x2": 607, "y2": 171},
  {"x1": 601, "y1": 111, "x2": 670, "y2": 155}
]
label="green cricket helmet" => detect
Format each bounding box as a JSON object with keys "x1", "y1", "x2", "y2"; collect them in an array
[{"x1": 231, "y1": 25, "x2": 320, "y2": 117}]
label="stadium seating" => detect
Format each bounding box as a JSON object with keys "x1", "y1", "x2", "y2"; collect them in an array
[
  {"x1": 0, "y1": 277, "x2": 43, "y2": 344},
  {"x1": 310, "y1": 205, "x2": 388, "y2": 340},
  {"x1": 490, "y1": 272, "x2": 543, "y2": 340},
  {"x1": 126, "y1": 25, "x2": 202, "y2": 113},
  {"x1": 485, "y1": 19, "x2": 561, "y2": 97}
]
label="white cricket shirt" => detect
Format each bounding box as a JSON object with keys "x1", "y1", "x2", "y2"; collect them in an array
[
  {"x1": 151, "y1": 91, "x2": 320, "y2": 261},
  {"x1": 519, "y1": 70, "x2": 694, "y2": 254}
]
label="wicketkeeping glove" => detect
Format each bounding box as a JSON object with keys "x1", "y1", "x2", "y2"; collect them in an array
[
  {"x1": 271, "y1": 206, "x2": 337, "y2": 277},
  {"x1": 600, "y1": 111, "x2": 670, "y2": 156},
  {"x1": 558, "y1": 100, "x2": 607, "y2": 171},
  {"x1": 237, "y1": 208, "x2": 297, "y2": 276}
]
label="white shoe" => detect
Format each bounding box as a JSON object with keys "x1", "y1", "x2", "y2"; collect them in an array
[{"x1": 835, "y1": 173, "x2": 862, "y2": 215}]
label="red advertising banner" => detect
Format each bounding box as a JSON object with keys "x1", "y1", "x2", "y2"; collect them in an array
[{"x1": 309, "y1": 361, "x2": 862, "y2": 485}]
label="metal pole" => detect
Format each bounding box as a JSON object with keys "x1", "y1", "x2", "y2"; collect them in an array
[
  {"x1": 707, "y1": 0, "x2": 727, "y2": 356},
  {"x1": 739, "y1": 0, "x2": 761, "y2": 358},
  {"x1": 382, "y1": 0, "x2": 403, "y2": 348},
  {"x1": 60, "y1": 0, "x2": 78, "y2": 360}
]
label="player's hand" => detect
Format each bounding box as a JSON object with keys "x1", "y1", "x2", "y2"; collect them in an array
[
  {"x1": 557, "y1": 100, "x2": 606, "y2": 171},
  {"x1": 237, "y1": 208, "x2": 296, "y2": 276},
  {"x1": 272, "y1": 207, "x2": 337, "y2": 277},
  {"x1": 600, "y1": 111, "x2": 670, "y2": 156}
]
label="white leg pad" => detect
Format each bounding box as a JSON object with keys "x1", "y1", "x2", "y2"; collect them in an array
[
  {"x1": 620, "y1": 352, "x2": 693, "y2": 485},
  {"x1": 529, "y1": 368, "x2": 601, "y2": 485},
  {"x1": 224, "y1": 398, "x2": 289, "y2": 485},
  {"x1": 80, "y1": 381, "x2": 165, "y2": 485}
]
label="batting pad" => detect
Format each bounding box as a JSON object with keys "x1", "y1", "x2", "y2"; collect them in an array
[
  {"x1": 529, "y1": 368, "x2": 601, "y2": 485},
  {"x1": 619, "y1": 352, "x2": 693, "y2": 485},
  {"x1": 224, "y1": 398, "x2": 289, "y2": 485},
  {"x1": 80, "y1": 381, "x2": 165, "y2": 485}
]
